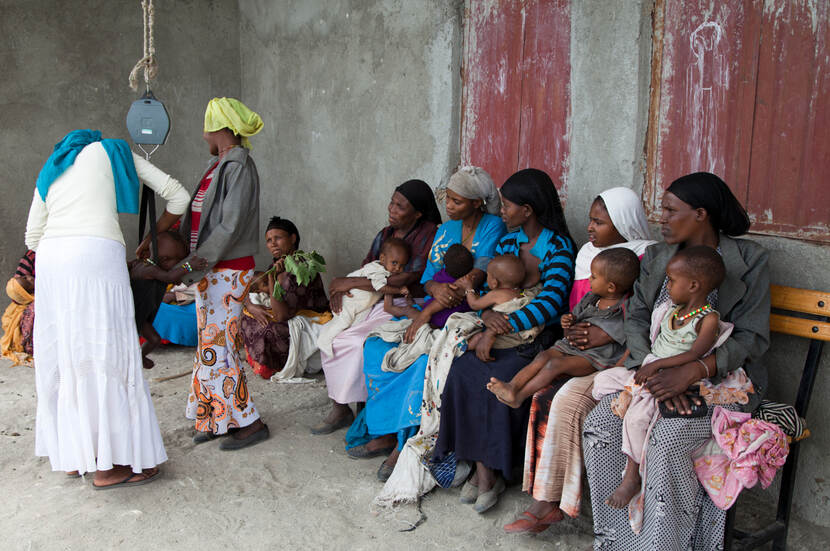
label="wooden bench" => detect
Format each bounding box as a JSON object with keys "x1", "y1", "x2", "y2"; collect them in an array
[{"x1": 724, "y1": 285, "x2": 830, "y2": 550}]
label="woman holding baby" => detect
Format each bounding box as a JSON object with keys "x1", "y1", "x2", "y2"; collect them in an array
[
  {"x1": 344, "y1": 167, "x2": 506, "y2": 480},
  {"x1": 583, "y1": 172, "x2": 770, "y2": 550},
  {"x1": 431, "y1": 168, "x2": 577, "y2": 513},
  {"x1": 312, "y1": 179, "x2": 442, "y2": 435}
]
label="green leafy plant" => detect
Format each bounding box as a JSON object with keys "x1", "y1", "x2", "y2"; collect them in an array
[{"x1": 264, "y1": 249, "x2": 326, "y2": 301}]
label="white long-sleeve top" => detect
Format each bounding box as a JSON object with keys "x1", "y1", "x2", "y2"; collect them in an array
[{"x1": 25, "y1": 142, "x2": 190, "y2": 250}]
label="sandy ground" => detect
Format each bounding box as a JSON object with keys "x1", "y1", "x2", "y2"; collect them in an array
[{"x1": 1, "y1": 346, "x2": 827, "y2": 550}]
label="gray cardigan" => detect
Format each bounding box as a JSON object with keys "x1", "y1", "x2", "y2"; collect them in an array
[
  {"x1": 623, "y1": 236, "x2": 770, "y2": 411},
  {"x1": 180, "y1": 146, "x2": 260, "y2": 284}
]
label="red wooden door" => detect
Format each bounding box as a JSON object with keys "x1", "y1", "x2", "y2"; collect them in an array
[
  {"x1": 645, "y1": 0, "x2": 829, "y2": 242},
  {"x1": 461, "y1": 0, "x2": 571, "y2": 194}
]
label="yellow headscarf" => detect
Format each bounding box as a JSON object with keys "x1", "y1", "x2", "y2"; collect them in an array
[
  {"x1": 1, "y1": 278, "x2": 34, "y2": 366},
  {"x1": 203, "y1": 97, "x2": 264, "y2": 149}
]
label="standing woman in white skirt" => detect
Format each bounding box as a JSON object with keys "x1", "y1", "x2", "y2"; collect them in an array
[{"x1": 24, "y1": 129, "x2": 190, "y2": 489}]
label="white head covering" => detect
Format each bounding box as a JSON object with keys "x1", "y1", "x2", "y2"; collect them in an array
[
  {"x1": 441, "y1": 166, "x2": 502, "y2": 215},
  {"x1": 574, "y1": 187, "x2": 656, "y2": 280}
]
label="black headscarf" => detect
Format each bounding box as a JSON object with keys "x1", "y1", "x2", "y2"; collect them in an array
[
  {"x1": 266, "y1": 216, "x2": 301, "y2": 249},
  {"x1": 395, "y1": 179, "x2": 442, "y2": 226},
  {"x1": 666, "y1": 172, "x2": 750, "y2": 236},
  {"x1": 500, "y1": 168, "x2": 573, "y2": 242}
]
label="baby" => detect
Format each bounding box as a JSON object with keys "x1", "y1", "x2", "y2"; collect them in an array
[
  {"x1": 317, "y1": 237, "x2": 412, "y2": 356},
  {"x1": 593, "y1": 245, "x2": 727, "y2": 509},
  {"x1": 385, "y1": 243, "x2": 474, "y2": 342},
  {"x1": 129, "y1": 231, "x2": 206, "y2": 368},
  {"x1": 457, "y1": 253, "x2": 544, "y2": 360},
  {"x1": 486, "y1": 247, "x2": 640, "y2": 405}
]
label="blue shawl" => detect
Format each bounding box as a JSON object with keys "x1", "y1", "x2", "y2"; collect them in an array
[{"x1": 35, "y1": 129, "x2": 140, "y2": 214}]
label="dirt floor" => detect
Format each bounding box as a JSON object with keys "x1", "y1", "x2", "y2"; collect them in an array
[{"x1": 1, "y1": 346, "x2": 827, "y2": 550}]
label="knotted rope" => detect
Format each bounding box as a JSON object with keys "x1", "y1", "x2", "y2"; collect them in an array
[{"x1": 128, "y1": 0, "x2": 158, "y2": 91}]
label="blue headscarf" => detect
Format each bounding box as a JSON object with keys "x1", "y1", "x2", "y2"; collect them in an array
[{"x1": 36, "y1": 129, "x2": 140, "y2": 214}]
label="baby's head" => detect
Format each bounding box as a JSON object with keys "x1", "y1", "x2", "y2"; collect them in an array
[
  {"x1": 443, "y1": 244, "x2": 475, "y2": 279},
  {"x1": 379, "y1": 237, "x2": 411, "y2": 274},
  {"x1": 251, "y1": 271, "x2": 269, "y2": 293},
  {"x1": 156, "y1": 231, "x2": 188, "y2": 271},
  {"x1": 13, "y1": 274, "x2": 34, "y2": 295},
  {"x1": 590, "y1": 248, "x2": 640, "y2": 298},
  {"x1": 486, "y1": 254, "x2": 525, "y2": 290},
  {"x1": 666, "y1": 246, "x2": 725, "y2": 304}
]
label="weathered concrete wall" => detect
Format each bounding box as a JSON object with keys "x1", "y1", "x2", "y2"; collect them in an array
[
  {"x1": 238, "y1": 0, "x2": 463, "y2": 277},
  {"x1": 565, "y1": 0, "x2": 654, "y2": 243},
  {"x1": 0, "y1": 0, "x2": 241, "y2": 305}
]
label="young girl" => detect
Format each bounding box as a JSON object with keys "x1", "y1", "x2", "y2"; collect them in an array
[
  {"x1": 592, "y1": 245, "x2": 728, "y2": 509},
  {"x1": 570, "y1": 187, "x2": 653, "y2": 309},
  {"x1": 487, "y1": 247, "x2": 640, "y2": 407}
]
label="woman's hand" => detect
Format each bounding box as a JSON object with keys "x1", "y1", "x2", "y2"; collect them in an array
[
  {"x1": 645, "y1": 362, "x2": 700, "y2": 404},
  {"x1": 245, "y1": 300, "x2": 271, "y2": 327},
  {"x1": 564, "y1": 322, "x2": 612, "y2": 350},
  {"x1": 272, "y1": 257, "x2": 286, "y2": 274},
  {"x1": 480, "y1": 309, "x2": 513, "y2": 335},
  {"x1": 329, "y1": 291, "x2": 351, "y2": 314},
  {"x1": 404, "y1": 312, "x2": 431, "y2": 343},
  {"x1": 426, "y1": 281, "x2": 464, "y2": 308},
  {"x1": 328, "y1": 277, "x2": 354, "y2": 295},
  {"x1": 474, "y1": 330, "x2": 497, "y2": 362},
  {"x1": 189, "y1": 255, "x2": 209, "y2": 272},
  {"x1": 135, "y1": 236, "x2": 152, "y2": 259}
]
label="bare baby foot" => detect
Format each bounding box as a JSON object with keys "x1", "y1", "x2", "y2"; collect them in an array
[
  {"x1": 487, "y1": 377, "x2": 521, "y2": 408},
  {"x1": 605, "y1": 474, "x2": 641, "y2": 509}
]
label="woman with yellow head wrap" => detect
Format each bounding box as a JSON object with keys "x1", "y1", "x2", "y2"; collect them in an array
[
  {"x1": 180, "y1": 97, "x2": 270, "y2": 450},
  {"x1": 203, "y1": 97, "x2": 263, "y2": 149}
]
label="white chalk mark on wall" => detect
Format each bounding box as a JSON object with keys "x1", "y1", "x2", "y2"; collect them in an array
[{"x1": 685, "y1": 21, "x2": 728, "y2": 176}]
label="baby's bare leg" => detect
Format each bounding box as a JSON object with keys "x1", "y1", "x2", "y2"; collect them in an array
[
  {"x1": 487, "y1": 349, "x2": 564, "y2": 408},
  {"x1": 606, "y1": 457, "x2": 642, "y2": 508},
  {"x1": 512, "y1": 354, "x2": 595, "y2": 405}
]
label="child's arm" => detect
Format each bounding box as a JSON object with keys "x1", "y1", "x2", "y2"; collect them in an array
[
  {"x1": 384, "y1": 294, "x2": 421, "y2": 319},
  {"x1": 633, "y1": 313, "x2": 720, "y2": 384},
  {"x1": 465, "y1": 288, "x2": 520, "y2": 311},
  {"x1": 130, "y1": 257, "x2": 208, "y2": 283},
  {"x1": 403, "y1": 300, "x2": 447, "y2": 343}
]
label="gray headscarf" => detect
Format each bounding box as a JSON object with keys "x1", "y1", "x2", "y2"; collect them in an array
[{"x1": 439, "y1": 166, "x2": 502, "y2": 215}]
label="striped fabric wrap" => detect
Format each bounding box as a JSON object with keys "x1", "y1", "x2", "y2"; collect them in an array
[
  {"x1": 753, "y1": 399, "x2": 809, "y2": 441},
  {"x1": 495, "y1": 227, "x2": 576, "y2": 331}
]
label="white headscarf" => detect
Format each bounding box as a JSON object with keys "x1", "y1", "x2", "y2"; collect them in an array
[
  {"x1": 574, "y1": 187, "x2": 656, "y2": 279},
  {"x1": 441, "y1": 166, "x2": 502, "y2": 215}
]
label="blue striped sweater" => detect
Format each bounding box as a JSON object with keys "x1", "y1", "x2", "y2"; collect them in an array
[{"x1": 495, "y1": 227, "x2": 576, "y2": 331}]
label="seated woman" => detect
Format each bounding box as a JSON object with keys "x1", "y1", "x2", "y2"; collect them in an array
[
  {"x1": 505, "y1": 186, "x2": 655, "y2": 533},
  {"x1": 240, "y1": 217, "x2": 329, "y2": 379},
  {"x1": 312, "y1": 179, "x2": 442, "y2": 434},
  {"x1": 432, "y1": 168, "x2": 576, "y2": 514},
  {"x1": 1, "y1": 250, "x2": 36, "y2": 366},
  {"x1": 346, "y1": 167, "x2": 506, "y2": 478},
  {"x1": 583, "y1": 172, "x2": 769, "y2": 549}
]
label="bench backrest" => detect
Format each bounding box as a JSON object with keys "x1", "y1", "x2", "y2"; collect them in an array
[{"x1": 769, "y1": 284, "x2": 830, "y2": 418}]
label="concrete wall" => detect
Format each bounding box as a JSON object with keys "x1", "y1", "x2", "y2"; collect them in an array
[
  {"x1": 0, "y1": 0, "x2": 241, "y2": 306},
  {"x1": 238, "y1": 0, "x2": 463, "y2": 277}
]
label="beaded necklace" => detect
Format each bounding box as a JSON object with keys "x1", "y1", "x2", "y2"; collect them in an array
[{"x1": 673, "y1": 303, "x2": 712, "y2": 323}]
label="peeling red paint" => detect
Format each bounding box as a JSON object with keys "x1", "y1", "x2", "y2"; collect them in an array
[
  {"x1": 461, "y1": 0, "x2": 570, "y2": 194},
  {"x1": 645, "y1": 0, "x2": 829, "y2": 243}
]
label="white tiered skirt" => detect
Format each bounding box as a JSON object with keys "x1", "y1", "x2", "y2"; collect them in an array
[{"x1": 34, "y1": 236, "x2": 167, "y2": 474}]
